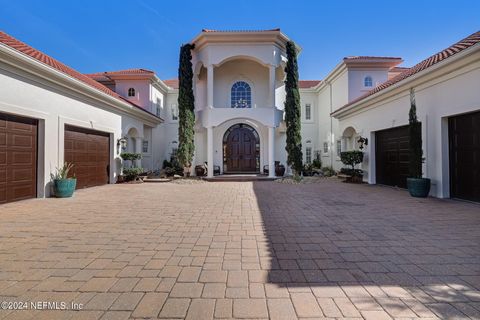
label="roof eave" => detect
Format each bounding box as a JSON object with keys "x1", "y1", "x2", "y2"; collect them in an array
[
  {"x1": 0, "y1": 43, "x2": 163, "y2": 125},
  {"x1": 332, "y1": 43, "x2": 480, "y2": 119}
]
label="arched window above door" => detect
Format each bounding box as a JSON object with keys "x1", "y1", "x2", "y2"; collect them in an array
[{"x1": 231, "y1": 81, "x2": 251, "y2": 108}]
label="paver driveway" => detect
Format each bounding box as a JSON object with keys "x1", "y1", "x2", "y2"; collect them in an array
[{"x1": 0, "y1": 179, "x2": 479, "y2": 320}]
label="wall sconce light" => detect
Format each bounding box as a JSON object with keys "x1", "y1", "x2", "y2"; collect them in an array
[
  {"x1": 117, "y1": 137, "x2": 127, "y2": 154},
  {"x1": 357, "y1": 136, "x2": 368, "y2": 150}
]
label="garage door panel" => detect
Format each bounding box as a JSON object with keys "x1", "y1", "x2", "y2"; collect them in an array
[
  {"x1": 376, "y1": 125, "x2": 411, "y2": 188},
  {"x1": 0, "y1": 113, "x2": 37, "y2": 204},
  {"x1": 64, "y1": 125, "x2": 109, "y2": 189},
  {"x1": 449, "y1": 111, "x2": 480, "y2": 202}
]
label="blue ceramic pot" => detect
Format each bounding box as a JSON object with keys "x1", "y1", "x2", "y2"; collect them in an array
[
  {"x1": 407, "y1": 178, "x2": 431, "y2": 198},
  {"x1": 54, "y1": 178, "x2": 77, "y2": 198}
]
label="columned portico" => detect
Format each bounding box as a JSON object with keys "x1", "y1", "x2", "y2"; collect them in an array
[
  {"x1": 207, "y1": 126, "x2": 214, "y2": 178},
  {"x1": 207, "y1": 65, "x2": 214, "y2": 108},
  {"x1": 191, "y1": 29, "x2": 291, "y2": 177},
  {"x1": 135, "y1": 137, "x2": 143, "y2": 167},
  {"x1": 268, "y1": 126, "x2": 275, "y2": 177}
]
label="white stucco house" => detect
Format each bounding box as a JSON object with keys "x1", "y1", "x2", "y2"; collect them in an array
[{"x1": 0, "y1": 28, "x2": 479, "y2": 204}]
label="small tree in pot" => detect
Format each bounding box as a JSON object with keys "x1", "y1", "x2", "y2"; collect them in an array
[
  {"x1": 120, "y1": 152, "x2": 143, "y2": 181},
  {"x1": 340, "y1": 151, "x2": 364, "y2": 183},
  {"x1": 407, "y1": 88, "x2": 430, "y2": 197}
]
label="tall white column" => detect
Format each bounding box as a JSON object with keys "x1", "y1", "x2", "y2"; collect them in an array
[
  {"x1": 207, "y1": 126, "x2": 214, "y2": 178},
  {"x1": 269, "y1": 65, "x2": 276, "y2": 108},
  {"x1": 207, "y1": 65, "x2": 214, "y2": 108},
  {"x1": 268, "y1": 126, "x2": 275, "y2": 178},
  {"x1": 135, "y1": 137, "x2": 143, "y2": 168}
]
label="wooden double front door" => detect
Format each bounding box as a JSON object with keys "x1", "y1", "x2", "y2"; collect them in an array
[{"x1": 224, "y1": 125, "x2": 259, "y2": 173}]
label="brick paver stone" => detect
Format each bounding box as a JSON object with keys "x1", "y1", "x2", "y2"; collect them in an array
[
  {"x1": 131, "y1": 292, "x2": 167, "y2": 318},
  {"x1": 0, "y1": 180, "x2": 479, "y2": 320},
  {"x1": 267, "y1": 298, "x2": 297, "y2": 320},
  {"x1": 291, "y1": 292, "x2": 323, "y2": 317},
  {"x1": 233, "y1": 298, "x2": 268, "y2": 318}
]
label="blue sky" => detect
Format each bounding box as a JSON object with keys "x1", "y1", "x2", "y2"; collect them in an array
[{"x1": 0, "y1": 0, "x2": 478, "y2": 80}]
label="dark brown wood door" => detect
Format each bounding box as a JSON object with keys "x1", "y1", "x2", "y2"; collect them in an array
[
  {"x1": 375, "y1": 125, "x2": 410, "y2": 188},
  {"x1": 64, "y1": 125, "x2": 110, "y2": 189},
  {"x1": 0, "y1": 113, "x2": 37, "y2": 204},
  {"x1": 449, "y1": 111, "x2": 480, "y2": 202},
  {"x1": 225, "y1": 127, "x2": 257, "y2": 172}
]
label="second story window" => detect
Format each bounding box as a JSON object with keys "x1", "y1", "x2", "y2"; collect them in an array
[
  {"x1": 305, "y1": 147, "x2": 312, "y2": 164},
  {"x1": 142, "y1": 140, "x2": 149, "y2": 153},
  {"x1": 156, "y1": 98, "x2": 162, "y2": 117},
  {"x1": 305, "y1": 104, "x2": 311, "y2": 120},
  {"x1": 171, "y1": 104, "x2": 178, "y2": 121},
  {"x1": 364, "y1": 76, "x2": 373, "y2": 87},
  {"x1": 323, "y1": 142, "x2": 329, "y2": 154},
  {"x1": 231, "y1": 81, "x2": 251, "y2": 108},
  {"x1": 128, "y1": 87, "x2": 136, "y2": 97}
]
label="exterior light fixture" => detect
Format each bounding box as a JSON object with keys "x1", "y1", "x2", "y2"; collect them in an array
[
  {"x1": 357, "y1": 136, "x2": 368, "y2": 150},
  {"x1": 117, "y1": 137, "x2": 127, "y2": 153}
]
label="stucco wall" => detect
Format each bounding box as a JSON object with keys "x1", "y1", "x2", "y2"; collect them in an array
[
  {"x1": 0, "y1": 64, "x2": 123, "y2": 197},
  {"x1": 213, "y1": 60, "x2": 269, "y2": 108},
  {"x1": 337, "y1": 55, "x2": 480, "y2": 198}
]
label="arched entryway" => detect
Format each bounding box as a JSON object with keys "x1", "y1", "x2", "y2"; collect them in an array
[{"x1": 223, "y1": 124, "x2": 260, "y2": 173}]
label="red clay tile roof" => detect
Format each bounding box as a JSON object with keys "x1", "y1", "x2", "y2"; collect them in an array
[
  {"x1": 299, "y1": 80, "x2": 321, "y2": 89},
  {"x1": 390, "y1": 66, "x2": 410, "y2": 72},
  {"x1": 202, "y1": 28, "x2": 280, "y2": 33},
  {"x1": 0, "y1": 31, "x2": 161, "y2": 120},
  {"x1": 163, "y1": 79, "x2": 179, "y2": 89},
  {"x1": 87, "y1": 69, "x2": 155, "y2": 76},
  {"x1": 336, "y1": 31, "x2": 480, "y2": 113},
  {"x1": 344, "y1": 56, "x2": 402, "y2": 61}
]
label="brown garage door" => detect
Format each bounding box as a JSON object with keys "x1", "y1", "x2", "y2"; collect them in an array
[
  {"x1": 375, "y1": 125, "x2": 410, "y2": 188},
  {"x1": 449, "y1": 111, "x2": 480, "y2": 202},
  {"x1": 0, "y1": 113, "x2": 37, "y2": 204},
  {"x1": 64, "y1": 125, "x2": 110, "y2": 189}
]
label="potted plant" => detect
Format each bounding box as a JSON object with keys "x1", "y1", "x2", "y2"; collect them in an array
[
  {"x1": 275, "y1": 161, "x2": 286, "y2": 177},
  {"x1": 51, "y1": 162, "x2": 76, "y2": 198},
  {"x1": 340, "y1": 150, "x2": 364, "y2": 183},
  {"x1": 120, "y1": 152, "x2": 143, "y2": 181},
  {"x1": 407, "y1": 88, "x2": 430, "y2": 197}
]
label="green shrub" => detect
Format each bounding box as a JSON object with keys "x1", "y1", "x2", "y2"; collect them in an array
[
  {"x1": 322, "y1": 166, "x2": 336, "y2": 177},
  {"x1": 120, "y1": 152, "x2": 142, "y2": 161},
  {"x1": 50, "y1": 162, "x2": 75, "y2": 180},
  {"x1": 312, "y1": 158, "x2": 322, "y2": 169},
  {"x1": 123, "y1": 167, "x2": 144, "y2": 181},
  {"x1": 162, "y1": 159, "x2": 172, "y2": 169},
  {"x1": 340, "y1": 151, "x2": 363, "y2": 171},
  {"x1": 339, "y1": 168, "x2": 363, "y2": 177}
]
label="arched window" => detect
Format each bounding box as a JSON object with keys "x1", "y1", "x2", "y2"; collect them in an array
[
  {"x1": 364, "y1": 76, "x2": 373, "y2": 87},
  {"x1": 128, "y1": 88, "x2": 136, "y2": 97},
  {"x1": 231, "y1": 81, "x2": 251, "y2": 108}
]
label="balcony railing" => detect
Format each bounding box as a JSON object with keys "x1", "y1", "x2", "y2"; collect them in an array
[{"x1": 197, "y1": 106, "x2": 283, "y2": 128}]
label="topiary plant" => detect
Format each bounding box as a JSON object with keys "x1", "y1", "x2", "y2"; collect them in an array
[{"x1": 340, "y1": 151, "x2": 364, "y2": 176}]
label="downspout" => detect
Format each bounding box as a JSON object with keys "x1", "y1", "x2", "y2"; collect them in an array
[{"x1": 329, "y1": 82, "x2": 333, "y2": 168}]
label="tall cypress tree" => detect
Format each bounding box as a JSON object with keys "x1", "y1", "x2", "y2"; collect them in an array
[
  {"x1": 177, "y1": 43, "x2": 196, "y2": 169},
  {"x1": 284, "y1": 41, "x2": 303, "y2": 174},
  {"x1": 408, "y1": 88, "x2": 422, "y2": 178}
]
